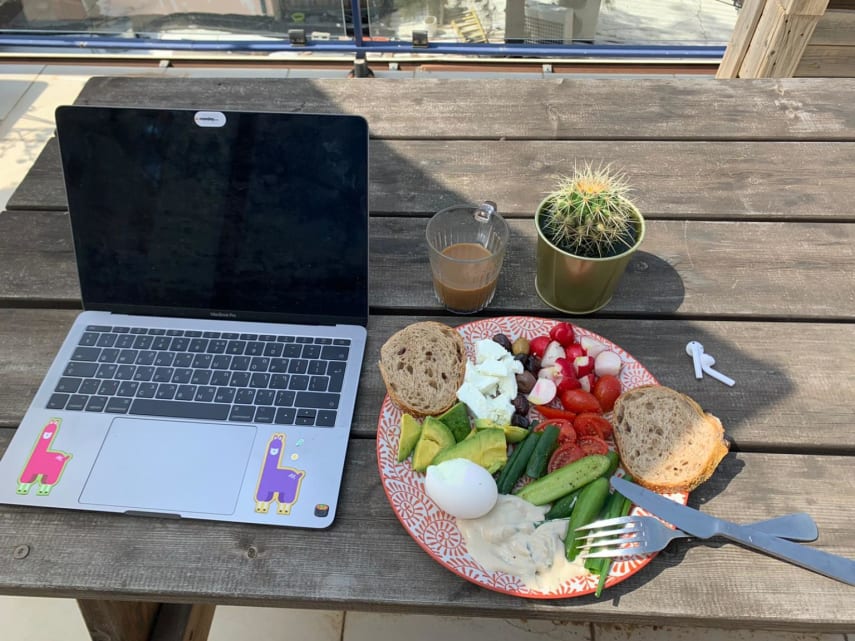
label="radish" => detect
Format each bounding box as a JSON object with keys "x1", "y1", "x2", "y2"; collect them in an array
[
  {"x1": 594, "y1": 350, "x2": 622, "y2": 377},
  {"x1": 573, "y1": 355, "x2": 594, "y2": 378},
  {"x1": 529, "y1": 335, "x2": 551, "y2": 358},
  {"x1": 537, "y1": 365, "x2": 561, "y2": 380},
  {"x1": 540, "y1": 340, "x2": 566, "y2": 368},
  {"x1": 580, "y1": 336, "x2": 607, "y2": 358},
  {"x1": 554, "y1": 357, "x2": 575, "y2": 378},
  {"x1": 527, "y1": 378, "x2": 557, "y2": 405},
  {"x1": 578, "y1": 372, "x2": 596, "y2": 392},
  {"x1": 557, "y1": 376, "x2": 581, "y2": 393},
  {"x1": 564, "y1": 342, "x2": 585, "y2": 360}
]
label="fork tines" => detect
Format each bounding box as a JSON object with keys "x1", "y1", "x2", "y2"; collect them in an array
[{"x1": 576, "y1": 516, "x2": 644, "y2": 560}]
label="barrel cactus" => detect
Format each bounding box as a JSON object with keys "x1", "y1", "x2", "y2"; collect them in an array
[{"x1": 539, "y1": 163, "x2": 640, "y2": 259}]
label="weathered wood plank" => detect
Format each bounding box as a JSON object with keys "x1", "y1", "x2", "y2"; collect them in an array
[
  {"x1": 2, "y1": 310, "x2": 854, "y2": 452},
  {"x1": 77, "y1": 599, "x2": 160, "y2": 641},
  {"x1": 717, "y1": 0, "x2": 768, "y2": 78},
  {"x1": 11, "y1": 135, "x2": 855, "y2": 218},
  {"x1": 149, "y1": 603, "x2": 215, "y2": 641},
  {"x1": 807, "y1": 7, "x2": 855, "y2": 44},
  {"x1": 0, "y1": 430, "x2": 852, "y2": 632},
  {"x1": 65, "y1": 76, "x2": 855, "y2": 140},
  {"x1": 798, "y1": 44, "x2": 855, "y2": 75},
  {"x1": 3, "y1": 213, "x2": 854, "y2": 320}
]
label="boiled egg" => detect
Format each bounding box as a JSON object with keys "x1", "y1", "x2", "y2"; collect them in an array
[{"x1": 424, "y1": 458, "x2": 498, "y2": 519}]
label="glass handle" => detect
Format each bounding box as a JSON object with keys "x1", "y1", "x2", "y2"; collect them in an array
[{"x1": 474, "y1": 201, "x2": 497, "y2": 222}]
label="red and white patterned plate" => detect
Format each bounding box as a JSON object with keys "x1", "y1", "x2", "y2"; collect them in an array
[{"x1": 376, "y1": 316, "x2": 688, "y2": 599}]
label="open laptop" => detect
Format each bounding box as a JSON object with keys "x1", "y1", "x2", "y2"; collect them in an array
[{"x1": 0, "y1": 106, "x2": 369, "y2": 528}]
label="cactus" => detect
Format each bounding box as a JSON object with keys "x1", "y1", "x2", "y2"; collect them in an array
[{"x1": 539, "y1": 163, "x2": 640, "y2": 259}]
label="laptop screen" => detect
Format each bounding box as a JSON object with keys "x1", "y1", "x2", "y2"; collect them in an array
[{"x1": 55, "y1": 106, "x2": 369, "y2": 326}]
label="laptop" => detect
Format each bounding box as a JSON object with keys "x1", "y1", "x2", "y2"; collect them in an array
[{"x1": 0, "y1": 106, "x2": 369, "y2": 528}]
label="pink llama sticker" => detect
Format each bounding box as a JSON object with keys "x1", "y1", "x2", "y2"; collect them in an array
[{"x1": 17, "y1": 418, "x2": 72, "y2": 496}]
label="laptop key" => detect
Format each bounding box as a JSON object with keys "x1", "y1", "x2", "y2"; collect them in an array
[
  {"x1": 274, "y1": 408, "x2": 296, "y2": 425},
  {"x1": 175, "y1": 385, "x2": 197, "y2": 401},
  {"x1": 130, "y1": 399, "x2": 229, "y2": 421},
  {"x1": 274, "y1": 391, "x2": 296, "y2": 407},
  {"x1": 210, "y1": 371, "x2": 231, "y2": 387},
  {"x1": 215, "y1": 387, "x2": 237, "y2": 404},
  {"x1": 207, "y1": 339, "x2": 227, "y2": 354},
  {"x1": 190, "y1": 369, "x2": 212, "y2": 385},
  {"x1": 289, "y1": 359, "x2": 308, "y2": 374},
  {"x1": 263, "y1": 342, "x2": 283, "y2": 357},
  {"x1": 72, "y1": 347, "x2": 101, "y2": 362},
  {"x1": 78, "y1": 332, "x2": 99, "y2": 346},
  {"x1": 226, "y1": 340, "x2": 246, "y2": 355},
  {"x1": 192, "y1": 354, "x2": 213, "y2": 369},
  {"x1": 155, "y1": 384, "x2": 177, "y2": 400},
  {"x1": 211, "y1": 354, "x2": 231, "y2": 369},
  {"x1": 86, "y1": 325, "x2": 112, "y2": 332},
  {"x1": 289, "y1": 375, "x2": 309, "y2": 391},
  {"x1": 151, "y1": 336, "x2": 172, "y2": 350},
  {"x1": 245, "y1": 342, "x2": 265, "y2": 356},
  {"x1": 296, "y1": 409, "x2": 316, "y2": 426},
  {"x1": 117, "y1": 381, "x2": 139, "y2": 397},
  {"x1": 172, "y1": 368, "x2": 193, "y2": 384},
  {"x1": 269, "y1": 358, "x2": 289, "y2": 373},
  {"x1": 136, "y1": 350, "x2": 156, "y2": 366},
  {"x1": 56, "y1": 377, "x2": 82, "y2": 393},
  {"x1": 117, "y1": 349, "x2": 138, "y2": 364},
  {"x1": 170, "y1": 337, "x2": 190, "y2": 351},
  {"x1": 255, "y1": 389, "x2": 275, "y2": 405},
  {"x1": 270, "y1": 374, "x2": 289, "y2": 389},
  {"x1": 333, "y1": 339, "x2": 351, "y2": 346},
  {"x1": 133, "y1": 366, "x2": 155, "y2": 382},
  {"x1": 105, "y1": 397, "x2": 132, "y2": 414},
  {"x1": 96, "y1": 333, "x2": 117, "y2": 347},
  {"x1": 97, "y1": 380, "x2": 120, "y2": 396},
  {"x1": 154, "y1": 352, "x2": 176, "y2": 367},
  {"x1": 309, "y1": 376, "x2": 328, "y2": 392},
  {"x1": 66, "y1": 394, "x2": 88, "y2": 411},
  {"x1": 173, "y1": 353, "x2": 194, "y2": 368},
  {"x1": 316, "y1": 410, "x2": 337, "y2": 427},
  {"x1": 249, "y1": 357, "x2": 270, "y2": 372},
  {"x1": 47, "y1": 393, "x2": 69, "y2": 409},
  {"x1": 229, "y1": 405, "x2": 255, "y2": 422},
  {"x1": 188, "y1": 338, "x2": 208, "y2": 353},
  {"x1": 322, "y1": 345, "x2": 350, "y2": 361},
  {"x1": 132, "y1": 335, "x2": 153, "y2": 350},
  {"x1": 249, "y1": 373, "x2": 270, "y2": 388},
  {"x1": 115, "y1": 364, "x2": 136, "y2": 380},
  {"x1": 283, "y1": 344, "x2": 302, "y2": 358},
  {"x1": 308, "y1": 360, "x2": 326, "y2": 376},
  {"x1": 116, "y1": 334, "x2": 136, "y2": 349},
  {"x1": 230, "y1": 356, "x2": 250, "y2": 371},
  {"x1": 85, "y1": 395, "x2": 108, "y2": 412},
  {"x1": 96, "y1": 364, "x2": 118, "y2": 378},
  {"x1": 153, "y1": 367, "x2": 174, "y2": 383},
  {"x1": 136, "y1": 382, "x2": 158, "y2": 398},
  {"x1": 254, "y1": 406, "x2": 275, "y2": 423},
  {"x1": 79, "y1": 378, "x2": 101, "y2": 395},
  {"x1": 328, "y1": 372, "x2": 344, "y2": 393},
  {"x1": 64, "y1": 361, "x2": 98, "y2": 377},
  {"x1": 234, "y1": 388, "x2": 256, "y2": 405},
  {"x1": 295, "y1": 391, "x2": 340, "y2": 410},
  {"x1": 195, "y1": 386, "x2": 217, "y2": 402},
  {"x1": 229, "y1": 372, "x2": 250, "y2": 388},
  {"x1": 98, "y1": 348, "x2": 120, "y2": 363},
  {"x1": 302, "y1": 344, "x2": 322, "y2": 359}
]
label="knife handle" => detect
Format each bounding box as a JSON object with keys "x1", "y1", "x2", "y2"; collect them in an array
[{"x1": 719, "y1": 522, "x2": 855, "y2": 586}]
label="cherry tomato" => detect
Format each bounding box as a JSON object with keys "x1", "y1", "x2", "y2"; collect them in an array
[
  {"x1": 593, "y1": 374, "x2": 622, "y2": 412},
  {"x1": 574, "y1": 412, "x2": 614, "y2": 440},
  {"x1": 547, "y1": 442, "x2": 586, "y2": 473},
  {"x1": 533, "y1": 418, "x2": 577, "y2": 445},
  {"x1": 534, "y1": 404, "x2": 577, "y2": 422},
  {"x1": 578, "y1": 435, "x2": 610, "y2": 456},
  {"x1": 560, "y1": 388, "x2": 602, "y2": 414}
]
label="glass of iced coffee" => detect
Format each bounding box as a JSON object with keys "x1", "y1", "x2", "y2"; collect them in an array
[{"x1": 426, "y1": 201, "x2": 509, "y2": 314}]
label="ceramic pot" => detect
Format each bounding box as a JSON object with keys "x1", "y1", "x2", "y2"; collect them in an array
[{"x1": 534, "y1": 198, "x2": 645, "y2": 314}]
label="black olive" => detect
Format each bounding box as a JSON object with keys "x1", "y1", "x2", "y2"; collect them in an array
[
  {"x1": 512, "y1": 393, "x2": 530, "y2": 416},
  {"x1": 525, "y1": 355, "x2": 541, "y2": 373},
  {"x1": 515, "y1": 370, "x2": 536, "y2": 394},
  {"x1": 492, "y1": 333, "x2": 512, "y2": 352},
  {"x1": 511, "y1": 413, "x2": 530, "y2": 428}
]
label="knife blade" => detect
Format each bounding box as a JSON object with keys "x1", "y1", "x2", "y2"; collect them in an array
[{"x1": 610, "y1": 476, "x2": 855, "y2": 586}]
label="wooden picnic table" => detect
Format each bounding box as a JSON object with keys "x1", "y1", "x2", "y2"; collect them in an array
[{"x1": 0, "y1": 76, "x2": 854, "y2": 641}]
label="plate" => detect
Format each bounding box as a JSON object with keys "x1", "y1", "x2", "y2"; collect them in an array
[{"x1": 376, "y1": 316, "x2": 688, "y2": 599}]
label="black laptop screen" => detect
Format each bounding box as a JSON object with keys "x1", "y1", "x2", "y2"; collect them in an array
[{"x1": 55, "y1": 107, "x2": 369, "y2": 326}]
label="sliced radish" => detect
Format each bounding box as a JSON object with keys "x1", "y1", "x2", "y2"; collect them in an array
[
  {"x1": 564, "y1": 342, "x2": 585, "y2": 360},
  {"x1": 578, "y1": 373, "x2": 596, "y2": 393},
  {"x1": 573, "y1": 355, "x2": 594, "y2": 378},
  {"x1": 554, "y1": 357, "x2": 574, "y2": 378},
  {"x1": 527, "y1": 378, "x2": 557, "y2": 405},
  {"x1": 594, "y1": 350, "x2": 622, "y2": 377},
  {"x1": 540, "y1": 340, "x2": 566, "y2": 368},
  {"x1": 537, "y1": 365, "x2": 561, "y2": 380},
  {"x1": 529, "y1": 335, "x2": 551, "y2": 358},
  {"x1": 580, "y1": 336, "x2": 607, "y2": 358}
]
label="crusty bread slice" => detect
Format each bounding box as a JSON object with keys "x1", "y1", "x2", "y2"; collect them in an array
[
  {"x1": 378, "y1": 321, "x2": 466, "y2": 417},
  {"x1": 612, "y1": 385, "x2": 729, "y2": 493}
]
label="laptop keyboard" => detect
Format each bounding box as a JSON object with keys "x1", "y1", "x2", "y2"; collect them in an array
[{"x1": 45, "y1": 325, "x2": 352, "y2": 427}]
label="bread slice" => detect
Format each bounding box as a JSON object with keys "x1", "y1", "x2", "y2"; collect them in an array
[
  {"x1": 612, "y1": 385, "x2": 729, "y2": 493},
  {"x1": 378, "y1": 322, "x2": 466, "y2": 417}
]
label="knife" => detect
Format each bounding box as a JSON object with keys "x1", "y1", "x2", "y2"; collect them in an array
[{"x1": 610, "y1": 476, "x2": 855, "y2": 587}]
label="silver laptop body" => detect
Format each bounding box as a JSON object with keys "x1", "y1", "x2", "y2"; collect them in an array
[{"x1": 0, "y1": 106, "x2": 369, "y2": 528}]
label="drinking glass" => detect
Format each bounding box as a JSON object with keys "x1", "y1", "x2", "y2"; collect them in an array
[{"x1": 425, "y1": 201, "x2": 509, "y2": 314}]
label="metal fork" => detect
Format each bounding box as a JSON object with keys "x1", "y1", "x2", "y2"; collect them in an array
[{"x1": 576, "y1": 512, "x2": 818, "y2": 559}]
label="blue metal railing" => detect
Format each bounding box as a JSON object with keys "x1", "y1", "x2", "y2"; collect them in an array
[{"x1": 0, "y1": 0, "x2": 726, "y2": 61}]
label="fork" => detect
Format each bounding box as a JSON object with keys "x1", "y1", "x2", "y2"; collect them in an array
[{"x1": 576, "y1": 512, "x2": 819, "y2": 559}]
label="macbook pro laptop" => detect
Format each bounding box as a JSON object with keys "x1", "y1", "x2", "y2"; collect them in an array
[{"x1": 0, "y1": 105, "x2": 369, "y2": 528}]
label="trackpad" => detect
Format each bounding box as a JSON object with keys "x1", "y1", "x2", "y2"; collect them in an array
[{"x1": 80, "y1": 418, "x2": 255, "y2": 515}]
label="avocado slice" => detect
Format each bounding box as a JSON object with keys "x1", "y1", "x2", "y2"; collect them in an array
[
  {"x1": 397, "y1": 413, "x2": 423, "y2": 463},
  {"x1": 474, "y1": 419, "x2": 529, "y2": 443},
  {"x1": 437, "y1": 402, "x2": 472, "y2": 442},
  {"x1": 412, "y1": 416, "x2": 456, "y2": 472},
  {"x1": 431, "y1": 429, "x2": 508, "y2": 474}
]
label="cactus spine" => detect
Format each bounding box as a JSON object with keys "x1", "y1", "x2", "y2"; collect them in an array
[{"x1": 540, "y1": 163, "x2": 639, "y2": 259}]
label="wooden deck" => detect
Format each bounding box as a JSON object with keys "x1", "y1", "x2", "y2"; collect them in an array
[{"x1": 0, "y1": 77, "x2": 853, "y2": 639}]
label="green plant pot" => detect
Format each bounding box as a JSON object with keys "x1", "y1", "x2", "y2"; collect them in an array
[{"x1": 534, "y1": 199, "x2": 645, "y2": 314}]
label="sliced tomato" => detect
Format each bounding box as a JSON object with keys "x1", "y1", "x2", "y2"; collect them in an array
[
  {"x1": 534, "y1": 404, "x2": 577, "y2": 422},
  {"x1": 578, "y1": 435, "x2": 610, "y2": 456},
  {"x1": 593, "y1": 374, "x2": 622, "y2": 412},
  {"x1": 547, "y1": 442, "x2": 586, "y2": 473},
  {"x1": 533, "y1": 418, "x2": 577, "y2": 445},
  {"x1": 559, "y1": 388, "x2": 602, "y2": 414},
  {"x1": 574, "y1": 412, "x2": 614, "y2": 440}
]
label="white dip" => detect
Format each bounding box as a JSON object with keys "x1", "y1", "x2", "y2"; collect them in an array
[{"x1": 456, "y1": 494, "x2": 587, "y2": 591}]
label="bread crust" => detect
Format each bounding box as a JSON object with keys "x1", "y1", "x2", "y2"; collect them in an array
[
  {"x1": 378, "y1": 321, "x2": 466, "y2": 417},
  {"x1": 612, "y1": 385, "x2": 729, "y2": 493}
]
